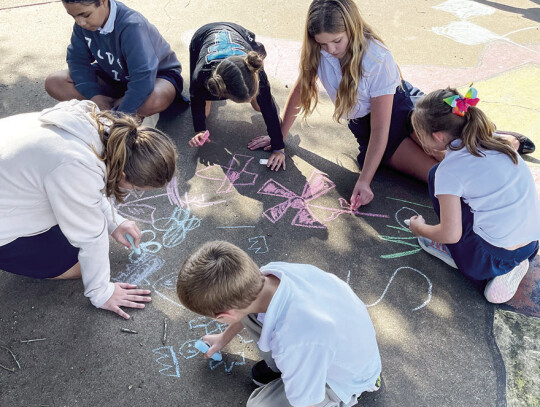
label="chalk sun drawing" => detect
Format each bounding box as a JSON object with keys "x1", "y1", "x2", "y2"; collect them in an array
[
  {"x1": 248, "y1": 236, "x2": 269, "y2": 254},
  {"x1": 152, "y1": 346, "x2": 181, "y2": 378},
  {"x1": 153, "y1": 207, "x2": 201, "y2": 248},
  {"x1": 366, "y1": 267, "x2": 432, "y2": 311},
  {"x1": 195, "y1": 154, "x2": 258, "y2": 194},
  {"x1": 258, "y1": 170, "x2": 334, "y2": 228}
]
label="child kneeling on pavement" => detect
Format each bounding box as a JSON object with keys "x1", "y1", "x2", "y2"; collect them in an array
[{"x1": 176, "y1": 240, "x2": 381, "y2": 407}]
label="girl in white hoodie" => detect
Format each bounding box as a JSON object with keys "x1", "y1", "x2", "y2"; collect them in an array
[{"x1": 0, "y1": 100, "x2": 177, "y2": 319}]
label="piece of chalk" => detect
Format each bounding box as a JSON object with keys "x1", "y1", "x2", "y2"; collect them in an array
[
  {"x1": 125, "y1": 233, "x2": 141, "y2": 255},
  {"x1": 194, "y1": 339, "x2": 222, "y2": 361},
  {"x1": 198, "y1": 130, "x2": 210, "y2": 146},
  {"x1": 404, "y1": 219, "x2": 410, "y2": 226},
  {"x1": 259, "y1": 159, "x2": 269, "y2": 165}
]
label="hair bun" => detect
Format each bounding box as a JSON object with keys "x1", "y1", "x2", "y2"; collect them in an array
[
  {"x1": 207, "y1": 73, "x2": 227, "y2": 97},
  {"x1": 245, "y1": 51, "x2": 263, "y2": 73}
]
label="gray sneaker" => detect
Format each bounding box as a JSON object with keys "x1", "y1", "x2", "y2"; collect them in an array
[
  {"x1": 484, "y1": 260, "x2": 529, "y2": 304},
  {"x1": 417, "y1": 236, "x2": 458, "y2": 269}
]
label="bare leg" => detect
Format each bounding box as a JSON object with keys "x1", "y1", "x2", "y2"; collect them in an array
[
  {"x1": 44, "y1": 70, "x2": 86, "y2": 102},
  {"x1": 386, "y1": 136, "x2": 439, "y2": 182},
  {"x1": 250, "y1": 98, "x2": 261, "y2": 112},
  {"x1": 50, "y1": 262, "x2": 82, "y2": 280},
  {"x1": 137, "y1": 78, "x2": 177, "y2": 117},
  {"x1": 205, "y1": 100, "x2": 212, "y2": 117}
]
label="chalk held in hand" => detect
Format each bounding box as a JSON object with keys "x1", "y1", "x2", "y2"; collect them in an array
[
  {"x1": 125, "y1": 233, "x2": 141, "y2": 255},
  {"x1": 198, "y1": 130, "x2": 210, "y2": 146},
  {"x1": 259, "y1": 159, "x2": 269, "y2": 165},
  {"x1": 404, "y1": 219, "x2": 410, "y2": 226},
  {"x1": 194, "y1": 339, "x2": 222, "y2": 361}
]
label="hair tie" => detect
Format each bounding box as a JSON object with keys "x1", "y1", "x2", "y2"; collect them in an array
[{"x1": 443, "y1": 87, "x2": 480, "y2": 116}]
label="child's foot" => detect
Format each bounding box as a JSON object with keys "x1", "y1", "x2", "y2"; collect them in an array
[
  {"x1": 251, "y1": 360, "x2": 281, "y2": 387},
  {"x1": 494, "y1": 130, "x2": 535, "y2": 155},
  {"x1": 141, "y1": 113, "x2": 160, "y2": 128},
  {"x1": 417, "y1": 236, "x2": 458, "y2": 269},
  {"x1": 484, "y1": 260, "x2": 529, "y2": 304}
]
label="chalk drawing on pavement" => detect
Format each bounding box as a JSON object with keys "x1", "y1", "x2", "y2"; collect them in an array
[
  {"x1": 366, "y1": 267, "x2": 433, "y2": 311},
  {"x1": 153, "y1": 207, "x2": 201, "y2": 249},
  {"x1": 195, "y1": 154, "x2": 258, "y2": 194},
  {"x1": 152, "y1": 346, "x2": 181, "y2": 378},
  {"x1": 248, "y1": 236, "x2": 269, "y2": 254}
]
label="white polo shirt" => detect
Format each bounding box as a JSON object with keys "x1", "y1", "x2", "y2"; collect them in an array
[
  {"x1": 317, "y1": 39, "x2": 401, "y2": 120},
  {"x1": 435, "y1": 140, "x2": 540, "y2": 247},
  {"x1": 257, "y1": 262, "x2": 381, "y2": 407}
]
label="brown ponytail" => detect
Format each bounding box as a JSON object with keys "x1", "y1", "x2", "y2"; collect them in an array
[
  {"x1": 93, "y1": 111, "x2": 178, "y2": 202},
  {"x1": 207, "y1": 51, "x2": 263, "y2": 102},
  {"x1": 412, "y1": 88, "x2": 518, "y2": 164}
]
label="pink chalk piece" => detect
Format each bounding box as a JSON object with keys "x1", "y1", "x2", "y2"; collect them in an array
[{"x1": 198, "y1": 130, "x2": 210, "y2": 146}]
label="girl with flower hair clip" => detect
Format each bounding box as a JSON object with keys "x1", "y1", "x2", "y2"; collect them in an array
[{"x1": 408, "y1": 87, "x2": 540, "y2": 303}]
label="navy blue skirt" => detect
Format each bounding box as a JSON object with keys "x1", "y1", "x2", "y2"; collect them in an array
[
  {"x1": 0, "y1": 225, "x2": 79, "y2": 279},
  {"x1": 348, "y1": 80, "x2": 424, "y2": 168}
]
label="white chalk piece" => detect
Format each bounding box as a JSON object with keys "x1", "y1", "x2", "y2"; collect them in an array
[
  {"x1": 125, "y1": 233, "x2": 142, "y2": 255},
  {"x1": 404, "y1": 219, "x2": 410, "y2": 226},
  {"x1": 259, "y1": 159, "x2": 269, "y2": 165},
  {"x1": 194, "y1": 339, "x2": 222, "y2": 361}
]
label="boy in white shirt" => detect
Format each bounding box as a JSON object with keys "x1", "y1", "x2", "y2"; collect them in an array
[{"x1": 176, "y1": 241, "x2": 381, "y2": 407}]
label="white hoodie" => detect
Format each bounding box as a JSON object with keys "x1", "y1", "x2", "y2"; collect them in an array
[{"x1": 0, "y1": 100, "x2": 126, "y2": 308}]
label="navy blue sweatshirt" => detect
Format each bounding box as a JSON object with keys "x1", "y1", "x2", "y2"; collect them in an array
[
  {"x1": 67, "y1": 1, "x2": 181, "y2": 114},
  {"x1": 189, "y1": 22, "x2": 284, "y2": 150}
]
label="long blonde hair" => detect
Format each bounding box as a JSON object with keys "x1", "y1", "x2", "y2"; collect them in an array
[
  {"x1": 93, "y1": 111, "x2": 178, "y2": 202},
  {"x1": 300, "y1": 0, "x2": 386, "y2": 122},
  {"x1": 412, "y1": 88, "x2": 518, "y2": 164}
]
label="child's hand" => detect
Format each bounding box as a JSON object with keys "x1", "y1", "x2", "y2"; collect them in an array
[
  {"x1": 350, "y1": 180, "x2": 374, "y2": 209},
  {"x1": 247, "y1": 135, "x2": 271, "y2": 151},
  {"x1": 201, "y1": 333, "x2": 227, "y2": 359},
  {"x1": 188, "y1": 131, "x2": 209, "y2": 148},
  {"x1": 408, "y1": 215, "x2": 425, "y2": 236},
  {"x1": 101, "y1": 282, "x2": 151, "y2": 319},
  {"x1": 267, "y1": 150, "x2": 286, "y2": 171},
  {"x1": 111, "y1": 220, "x2": 142, "y2": 251}
]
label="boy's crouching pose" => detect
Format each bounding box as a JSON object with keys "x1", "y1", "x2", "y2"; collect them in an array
[{"x1": 176, "y1": 241, "x2": 381, "y2": 407}]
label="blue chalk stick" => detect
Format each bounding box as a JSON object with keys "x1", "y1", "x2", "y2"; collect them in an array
[
  {"x1": 125, "y1": 233, "x2": 141, "y2": 255},
  {"x1": 194, "y1": 339, "x2": 222, "y2": 361}
]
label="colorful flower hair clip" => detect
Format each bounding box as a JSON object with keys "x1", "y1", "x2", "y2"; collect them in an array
[{"x1": 443, "y1": 87, "x2": 480, "y2": 116}]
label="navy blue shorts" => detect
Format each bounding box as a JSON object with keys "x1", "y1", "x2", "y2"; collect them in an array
[
  {"x1": 348, "y1": 80, "x2": 424, "y2": 168},
  {"x1": 0, "y1": 225, "x2": 79, "y2": 279},
  {"x1": 428, "y1": 164, "x2": 539, "y2": 284},
  {"x1": 92, "y1": 63, "x2": 185, "y2": 102}
]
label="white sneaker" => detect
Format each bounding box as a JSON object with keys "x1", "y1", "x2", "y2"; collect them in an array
[
  {"x1": 417, "y1": 236, "x2": 458, "y2": 269},
  {"x1": 141, "y1": 112, "x2": 160, "y2": 128},
  {"x1": 484, "y1": 260, "x2": 529, "y2": 304}
]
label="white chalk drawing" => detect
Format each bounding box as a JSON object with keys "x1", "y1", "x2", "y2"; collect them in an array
[
  {"x1": 112, "y1": 252, "x2": 165, "y2": 285},
  {"x1": 366, "y1": 266, "x2": 433, "y2": 311},
  {"x1": 152, "y1": 272, "x2": 185, "y2": 310},
  {"x1": 433, "y1": 0, "x2": 494, "y2": 20},
  {"x1": 153, "y1": 207, "x2": 201, "y2": 248},
  {"x1": 432, "y1": 0, "x2": 540, "y2": 52},
  {"x1": 248, "y1": 236, "x2": 269, "y2": 254},
  {"x1": 152, "y1": 346, "x2": 181, "y2": 378},
  {"x1": 209, "y1": 352, "x2": 246, "y2": 372}
]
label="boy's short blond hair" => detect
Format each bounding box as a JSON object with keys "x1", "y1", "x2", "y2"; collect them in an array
[{"x1": 176, "y1": 241, "x2": 265, "y2": 317}]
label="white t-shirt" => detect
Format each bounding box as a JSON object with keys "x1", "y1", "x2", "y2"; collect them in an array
[
  {"x1": 257, "y1": 262, "x2": 381, "y2": 407},
  {"x1": 317, "y1": 39, "x2": 401, "y2": 120},
  {"x1": 435, "y1": 140, "x2": 540, "y2": 247}
]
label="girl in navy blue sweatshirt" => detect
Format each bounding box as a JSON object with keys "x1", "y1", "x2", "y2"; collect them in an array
[
  {"x1": 189, "y1": 22, "x2": 286, "y2": 171},
  {"x1": 45, "y1": 0, "x2": 183, "y2": 123}
]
